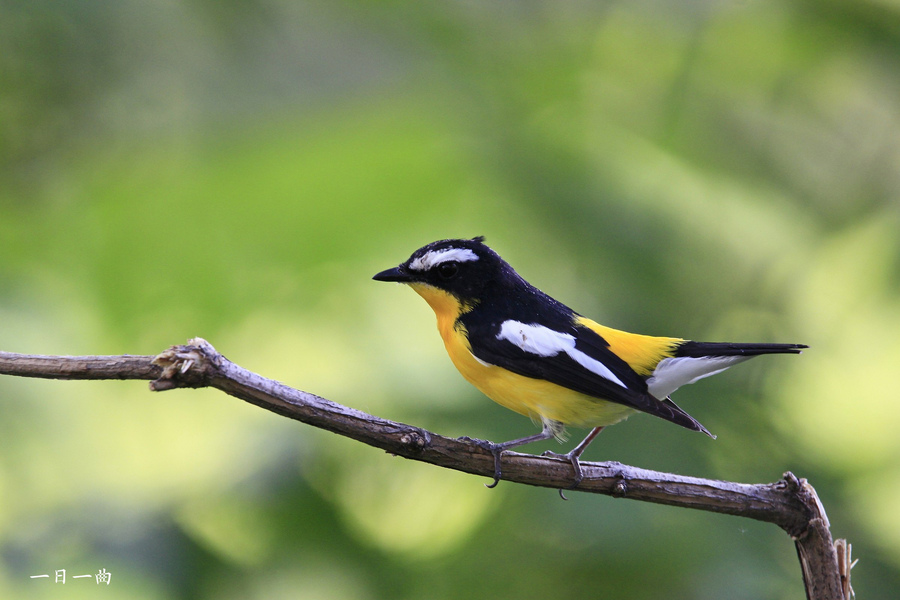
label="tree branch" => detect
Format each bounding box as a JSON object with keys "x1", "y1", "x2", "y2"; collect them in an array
[{"x1": 0, "y1": 339, "x2": 852, "y2": 599}]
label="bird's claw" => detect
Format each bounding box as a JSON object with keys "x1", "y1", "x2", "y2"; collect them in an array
[
  {"x1": 459, "y1": 436, "x2": 505, "y2": 488},
  {"x1": 484, "y1": 444, "x2": 504, "y2": 488},
  {"x1": 542, "y1": 450, "x2": 585, "y2": 500}
]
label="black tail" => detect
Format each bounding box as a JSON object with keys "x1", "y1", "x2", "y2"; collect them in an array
[{"x1": 675, "y1": 341, "x2": 807, "y2": 358}]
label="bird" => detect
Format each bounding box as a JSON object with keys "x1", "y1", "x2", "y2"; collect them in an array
[{"x1": 373, "y1": 236, "x2": 806, "y2": 493}]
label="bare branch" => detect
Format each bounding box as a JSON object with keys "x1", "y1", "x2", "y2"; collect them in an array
[
  {"x1": 0, "y1": 352, "x2": 161, "y2": 380},
  {"x1": 0, "y1": 339, "x2": 852, "y2": 600}
]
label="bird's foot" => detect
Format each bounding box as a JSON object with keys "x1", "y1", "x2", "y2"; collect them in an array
[
  {"x1": 542, "y1": 449, "x2": 585, "y2": 500},
  {"x1": 458, "y1": 436, "x2": 505, "y2": 488}
]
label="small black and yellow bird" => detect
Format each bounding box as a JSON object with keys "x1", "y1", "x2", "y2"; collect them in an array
[{"x1": 374, "y1": 237, "x2": 806, "y2": 490}]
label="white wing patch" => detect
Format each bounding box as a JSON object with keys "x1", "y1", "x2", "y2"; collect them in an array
[
  {"x1": 646, "y1": 356, "x2": 750, "y2": 399},
  {"x1": 408, "y1": 247, "x2": 479, "y2": 271},
  {"x1": 496, "y1": 320, "x2": 627, "y2": 388}
]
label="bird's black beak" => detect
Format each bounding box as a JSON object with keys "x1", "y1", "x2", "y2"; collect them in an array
[{"x1": 373, "y1": 266, "x2": 413, "y2": 283}]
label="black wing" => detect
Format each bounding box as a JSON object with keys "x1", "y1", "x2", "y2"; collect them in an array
[{"x1": 465, "y1": 317, "x2": 710, "y2": 434}]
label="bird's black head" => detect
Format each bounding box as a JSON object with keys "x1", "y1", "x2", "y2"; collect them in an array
[{"x1": 373, "y1": 236, "x2": 507, "y2": 302}]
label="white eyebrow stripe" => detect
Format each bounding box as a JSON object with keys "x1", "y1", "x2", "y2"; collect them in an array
[
  {"x1": 408, "y1": 247, "x2": 479, "y2": 271},
  {"x1": 496, "y1": 320, "x2": 627, "y2": 388}
]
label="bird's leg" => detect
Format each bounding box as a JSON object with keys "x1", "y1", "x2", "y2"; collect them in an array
[
  {"x1": 543, "y1": 426, "x2": 605, "y2": 499},
  {"x1": 462, "y1": 419, "x2": 564, "y2": 489}
]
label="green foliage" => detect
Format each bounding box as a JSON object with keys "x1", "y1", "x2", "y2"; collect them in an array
[{"x1": 2, "y1": 1, "x2": 899, "y2": 598}]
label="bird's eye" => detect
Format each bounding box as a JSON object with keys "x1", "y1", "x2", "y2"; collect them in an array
[{"x1": 436, "y1": 261, "x2": 459, "y2": 279}]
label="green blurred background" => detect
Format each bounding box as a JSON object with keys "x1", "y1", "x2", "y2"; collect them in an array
[{"x1": 2, "y1": 1, "x2": 899, "y2": 598}]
